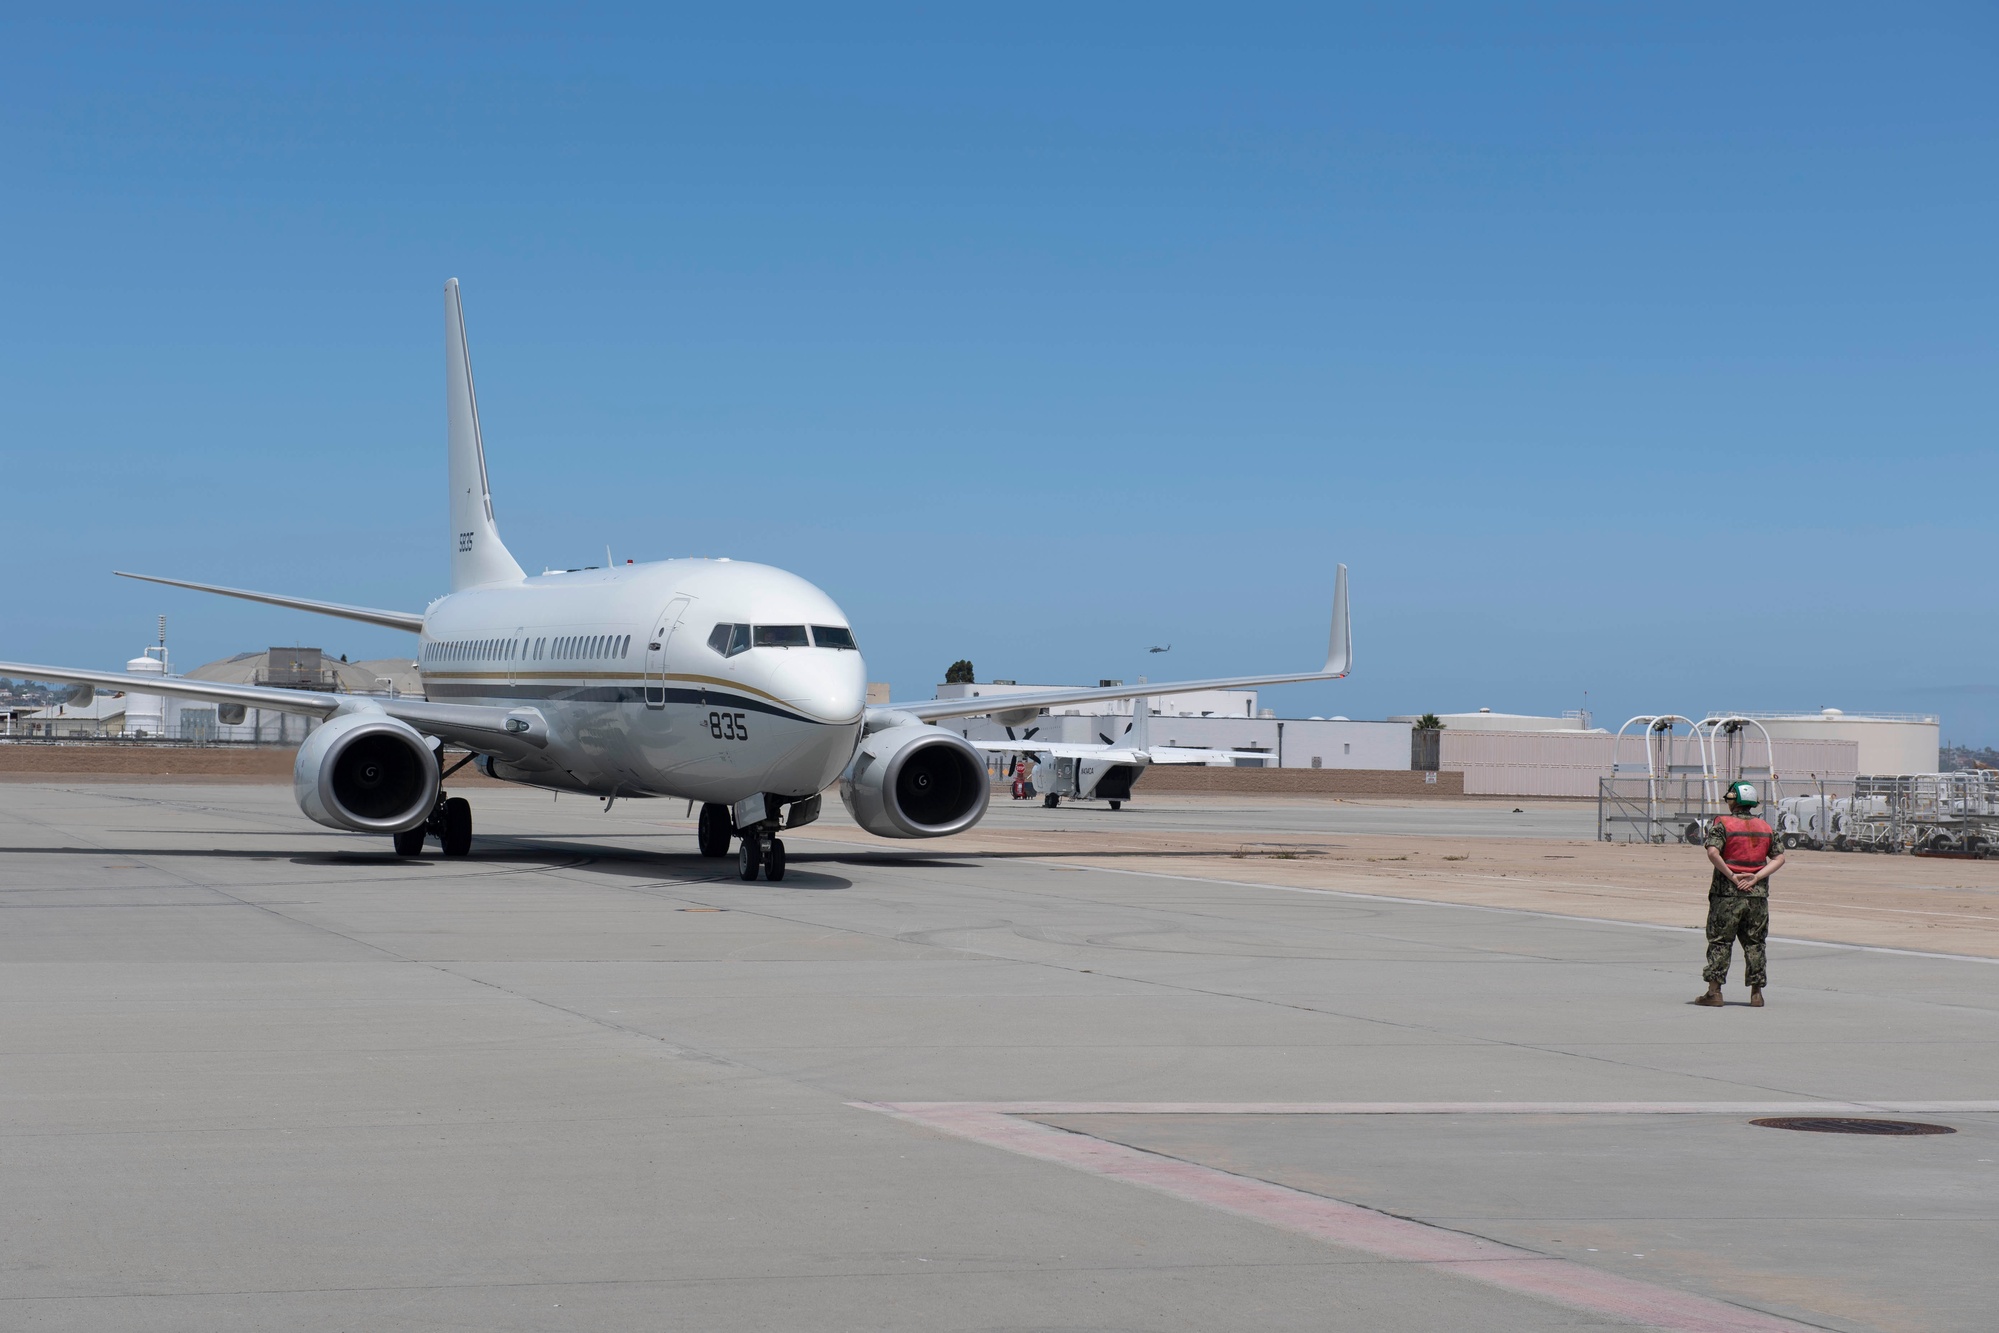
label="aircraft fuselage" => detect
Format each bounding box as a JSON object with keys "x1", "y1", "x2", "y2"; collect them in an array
[{"x1": 418, "y1": 558, "x2": 866, "y2": 803}]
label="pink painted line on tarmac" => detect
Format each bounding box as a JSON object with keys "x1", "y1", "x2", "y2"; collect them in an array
[
  {"x1": 852, "y1": 1099, "x2": 1950, "y2": 1333},
  {"x1": 876, "y1": 1099, "x2": 1999, "y2": 1117}
]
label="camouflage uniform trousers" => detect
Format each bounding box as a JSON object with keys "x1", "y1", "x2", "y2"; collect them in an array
[{"x1": 1703, "y1": 890, "x2": 1769, "y2": 988}]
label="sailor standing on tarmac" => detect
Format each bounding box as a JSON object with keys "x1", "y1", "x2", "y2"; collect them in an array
[{"x1": 1695, "y1": 781, "x2": 1786, "y2": 1008}]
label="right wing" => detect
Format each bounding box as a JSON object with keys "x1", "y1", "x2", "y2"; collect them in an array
[
  {"x1": 114, "y1": 572, "x2": 426, "y2": 633},
  {"x1": 879, "y1": 563, "x2": 1351, "y2": 725},
  {"x1": 965, "y1": 740, "x2": 1266, "y2": 765},
  {"x1": 1147, "y1": 746, "x2": 1269, "y2": 764},
  {"x1": 967, "y1": 739, "x2": 1144, "y2": 761},
  {"x1": 0, "y1": 660, "x2": 543, "y2": 759}
]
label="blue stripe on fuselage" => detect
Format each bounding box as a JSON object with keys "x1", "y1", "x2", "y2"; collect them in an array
[{"x1": 422, "y1": 681, "x2": 828, "y2": 725}]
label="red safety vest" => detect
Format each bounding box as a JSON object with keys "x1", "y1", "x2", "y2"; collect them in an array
[{"x1": 1717, "y1": 814, "x2": 1774, "y2": 870}]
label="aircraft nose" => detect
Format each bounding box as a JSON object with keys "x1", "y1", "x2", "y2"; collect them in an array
[{"x1": 767, "y1": 650, "x2": 868, "y2": 724}]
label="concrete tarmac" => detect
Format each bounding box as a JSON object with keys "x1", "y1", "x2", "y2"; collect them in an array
[{"x1": 3, "y1": 781, "x2": 1995, "y2": 1331}]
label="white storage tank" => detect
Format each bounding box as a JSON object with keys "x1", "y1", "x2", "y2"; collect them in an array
[
  {"x1": 123, "y1": 645, "x2": 172, "y2": 738},
  {"x1": 1721, "y1": 709, "x2": 1938, "y2": 776}
]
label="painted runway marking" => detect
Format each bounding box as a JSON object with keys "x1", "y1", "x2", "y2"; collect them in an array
[{"x1": 856, "y1": 1100, "x2": 1999, "y2": 1333}]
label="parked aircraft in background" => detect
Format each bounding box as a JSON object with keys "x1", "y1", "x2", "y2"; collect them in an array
[
  {"x1": 1, "y1": 281, "x2": 1351, "y2": 881},
  {"x1": 973, "y1": 696, "x2": 1269, "y2": 809}
]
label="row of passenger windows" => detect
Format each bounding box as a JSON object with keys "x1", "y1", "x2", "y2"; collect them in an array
[
  {"x1": 706, "y1": 623, "x2": 858, "y2": 657},
  {"x1": 422, "y1": 624, "x2": 854, "y2": 667},
  {"x1": 423, "y1": 634, "x2": 633, "y2": 665}
]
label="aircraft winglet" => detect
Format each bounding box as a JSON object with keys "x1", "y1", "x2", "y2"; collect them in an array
[
  {"x1": 878, "y1": 562, "x2": 1353, "y2": 724},
  {"x1": 1324, "y1": 562, "x2": 1351, "y2": 676}
]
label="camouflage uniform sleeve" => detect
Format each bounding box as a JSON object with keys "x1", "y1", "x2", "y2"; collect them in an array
[{"x1": 1703, "y1": 821, "x2": 1727, "y2": 852}]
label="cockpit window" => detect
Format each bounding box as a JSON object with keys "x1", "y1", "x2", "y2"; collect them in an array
[
  {"x1": 810, "y1": 625, "x2": 856, "y2": 650},
  {"x1": 707, "y1": 624, "x2": 755, "y2": 657},
  {"x1": 753, "y1": 624, "x2": 809, "y2": 649}
]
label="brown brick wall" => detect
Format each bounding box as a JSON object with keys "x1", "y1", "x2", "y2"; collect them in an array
[
  {"x1": 1132, "y1": 766, "x2": 1464, "y2": 796},
  {"x1": 0, "y1": 743, "x2": 509, "y2": 785}
]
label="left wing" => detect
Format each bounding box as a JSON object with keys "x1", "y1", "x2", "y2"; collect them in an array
[
  {"x1": 877, "y1": 563, "x2": 1350, "y2": 725},
  {"x1": 0, "y1": 660, "x2": 545, "y2": 759},
  {"x1": 0, "y1": 660, "x2": 345, "y2": 719}
]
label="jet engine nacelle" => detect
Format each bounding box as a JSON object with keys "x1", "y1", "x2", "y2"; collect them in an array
[
  {"x1": 839, "y1": 724, "x2": 989, "y2": 839},
  {"x1": 293, "y1": 712, "x2": 440, "y2": 834}
]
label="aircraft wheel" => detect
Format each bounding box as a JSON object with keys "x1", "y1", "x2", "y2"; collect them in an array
[
  {"x1": 697, "y1": 803, "x2": 733, "y2": 857},
  {"x1": 765, "y1": 838, "x2": 786, "y2": 882},
  {"x1": 1109, "y1": 800, "x2": 1122, "y2": 811},
  {"x1": 392, "y1": 826, "x2": 426, "y2": 857},
  {"x1": 440, "y1": 797, "x2": 473, "y2": 857},
  {"x1": 738, "y1": 835, "x2": 763, "y2": 881},
  {"x1": 1044, "y1": 794, "x2": 1059, "y2": 808}
]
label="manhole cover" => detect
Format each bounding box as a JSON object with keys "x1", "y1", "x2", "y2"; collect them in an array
[{"x1": 1751, "y1": 1117, "x2": 1954, "y2": 1136}]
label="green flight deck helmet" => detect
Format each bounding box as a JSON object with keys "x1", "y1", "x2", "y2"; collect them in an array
[{"x1": 1726, "y1": 780, "x2": 1760, "y2": 808}]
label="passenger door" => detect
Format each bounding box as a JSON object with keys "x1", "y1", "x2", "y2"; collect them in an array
[{"x1": 643, "y1": 597, "x2": 691, "y2": 709}]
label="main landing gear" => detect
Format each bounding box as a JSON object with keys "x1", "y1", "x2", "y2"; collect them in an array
[
  {"x1": 393, "y1": 794, "x2": 473, "y2": 857},
  {"x1": 697, "y1": 802, "x2": 733, "y2": 858}
]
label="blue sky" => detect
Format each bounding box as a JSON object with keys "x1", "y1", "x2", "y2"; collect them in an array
[{"x1": 4, "y1": 5, "x2": 1995, "y2": 740}]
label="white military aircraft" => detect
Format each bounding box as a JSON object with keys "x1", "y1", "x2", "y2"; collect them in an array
[
  {"x1": 974, "y1": 696, "x2": 1271, "y2": 810},
  {"x1": 2, "y1": 281, "x2": 1351, "y2": 882}
]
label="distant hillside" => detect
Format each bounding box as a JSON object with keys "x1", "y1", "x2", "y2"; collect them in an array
[{"x1": 1941, "y1": 744, "x2": 1999, "y2": 772}]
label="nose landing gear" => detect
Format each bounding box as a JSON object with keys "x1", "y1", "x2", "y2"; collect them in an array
[{"x1": 737, "y1": 830, "x2": 787, "y2": 881}]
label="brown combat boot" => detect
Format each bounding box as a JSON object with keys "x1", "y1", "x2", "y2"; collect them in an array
[
  {"x1": 1693, "y1": 983, "x2": 1724, "y2": 1007},
  {"x1": 1749, "y1": 987, "x2": 1765, "y2": 1007}
]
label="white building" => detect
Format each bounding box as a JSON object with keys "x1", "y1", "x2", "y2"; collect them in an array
[
  {"x1": 21, "y1": 692, "x2": 132, "y2": 737},
  {"x1": 1389, "y1": 709, "x2": 1599, "y2": 733},
  {"x1": 182, "y1": 649, "x2": 421, "y2": 743}
]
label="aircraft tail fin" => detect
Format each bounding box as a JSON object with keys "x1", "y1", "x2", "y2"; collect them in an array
[
  {"x1": 445, "y1": 278, "x2": 527, "y2": 591},
  {"x1": 1129, "y1": 695, "x2": 1150, "y2": 752}
]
